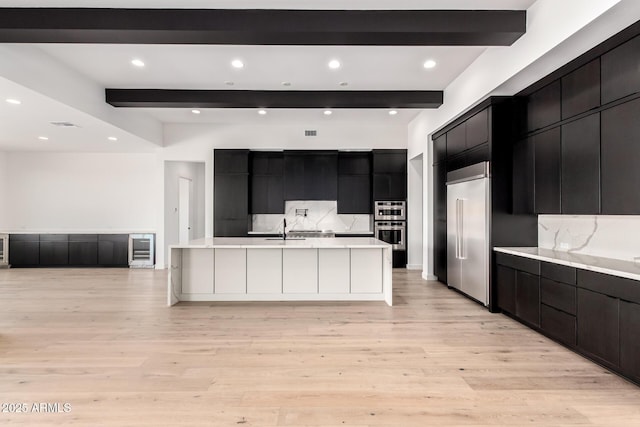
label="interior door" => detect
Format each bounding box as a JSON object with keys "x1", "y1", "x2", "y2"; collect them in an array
[
  {"x1": 459, "y1": 178, "x2": 489, "y2": 305},
  {"x1": 179, "y1": 177, "x2": 192, "y2": 243}
]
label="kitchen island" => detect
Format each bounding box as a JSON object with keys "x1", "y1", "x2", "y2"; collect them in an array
[{"x1": 168, "y1": 237, "x2": 393, "y2": 306}]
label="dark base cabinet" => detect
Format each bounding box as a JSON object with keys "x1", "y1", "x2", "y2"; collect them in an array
[
  {"x1": 577, "y1": 288, "x2": 620, "y2": 366},
  {"x1": 39, "y1": 241, "x2": 69, "y2": 266},
  {"x1": 392, "y1": 250, "x2": 406, "y2": 269},
  {"x1": 68, "y1": 235, "x2": 99, "y2": 266},
  {"x1": 620, "y1": 300, "x2": 640, "y2": 382},
  {"x1": 98, "y1": 235, "x2": 129, "y2": 267},
  {"x1": 8, "y1": 235, "x2": 39, "y2": 267}
]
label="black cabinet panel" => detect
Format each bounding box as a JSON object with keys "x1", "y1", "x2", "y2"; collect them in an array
[
  {"x1": 9, "y1": 240, "x2": 39, "y2": 266},
  {"x1": 540, "y1": 261, "x2": 576, "y2": 285},
  {"x1": 304, "y1": 152, "x2": 338, "y2": 200},
  {"x1": 372, "y1": 150, "x2": 407, "y2": 174},
  {"x1": 601, "y1": 35, "x2": 640, "y2": 104},
  {"x1": 434, "y1": 219, "x2": 447, "y2": 284},
  {"x1": 215, "y1": 219, "x2": 249, "y2": 237},
  {"x1": 251, "y1": 175, "x2": 284, "y2": 214},
  {"x1": 512, "y1": 137, "x2": 535, "y2": 214},
  {"x1": 466, "y1": 108, "x2": 489, "y2": 149},
  {"x1": 433, "y1": 134, "x2": 447, "y2": 165},
  {"x1": 534, "y1": 127, "x2": 561, "y2": 214},
  {"x1": 561, "y1": 58, "x2": 600, "y2": 119},
  {"x1": 338, "y1": 175, "x2": 371, "y2": 214},
  {"x1": 541, "y1": 304, "x2": 576, "y2": 346},
  {"x1": 433, "y1": 164, "x2": 446, "y2": 221},
  {"x1": 39, "y1": 234, "x2": 68, "y2": 242},
  {"x1": 69, "y1": 241, "x2": 99, "y2": 266},
  {"x1": 561, "y1": 114, "x2": 600, "y2": 214},
  {"x1": 541, "y1": 278, "x2": 576, "y2": 315},
  {"x1": 496, "y1": 252, "x2": 540, "y2": 275},
  {"x1": 527, "y1": 80, "x2": 561, "y2": 131},
  {"x1": 372, "y1": 173, "x2": 406, "y2": 201},
  {"x1": 338, "y1": 152, "x2": 371, "y2": 175},
  {"x1": 69, "y1": 234, "x2": 98, "y2": 242},
  {"x1": 578, "y1": 269, "x2": 640, "y2": 305},
  {"x1": 251, "y1": 151, "x2": 283, "y2": 175},
  {"x1": 577, "y1": 288, "x2": 619, "y2": 366},
  {"x1": 497, "y1": 265, "x2": 516, "y2": 314},
  {"x1": 446, "y1": 123, "x2": 466, "y2": 157},
  {"x1": 214, "y1": 149, "x2": 250, "y2": 174},
  {"x1": 392, "y1": 250, "x2": 406, "y2": 269},
  {"x1": 516, "y1": 270, "x2": 540, "y2": 326},
  {"x1": 215, "y1": 174, "x2": 249, "y2": 219},
  {"x1": 10, "y1": 234, "x2": 38, "y2": 241},
  {"x1": 620, "y1": 300, "x2": 640, "y2": 382},
  {"x1": 40, "y1": 241, "x2": 68, "y2": 265},
  {"x1": 283, "y1": 153, "x2": 305, "y2": 200},
  {"x1": 97, "y1": 235, "x2": 128, "y2": 267},
  {"x1": 601, "y1": 98, "x2": 640, "y2": 214}
]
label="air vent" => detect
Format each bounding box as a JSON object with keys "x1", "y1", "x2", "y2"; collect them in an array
[
  {"x1": 304, "y1": 130, "x2": 317, "y2": 137},
  {"x1": 50, "y1": 121, "x2": 80, "y2": 128}
]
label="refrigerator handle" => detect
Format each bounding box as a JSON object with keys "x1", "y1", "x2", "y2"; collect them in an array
[
  {"x1": 455, "y1": 199, "x2": 461, "y2": 259},
  {"x1": 459, "y1": 199, "x2": 464, "y2": 259}
]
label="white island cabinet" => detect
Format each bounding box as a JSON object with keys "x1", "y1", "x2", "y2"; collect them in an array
[{"x1": 168, "y1": 237, "x2": 393, "y2": 306}]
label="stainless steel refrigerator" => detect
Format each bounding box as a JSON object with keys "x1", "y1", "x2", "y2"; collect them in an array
[{"x1": 446, "y1": 162, "x2": 490, "y2": 306}]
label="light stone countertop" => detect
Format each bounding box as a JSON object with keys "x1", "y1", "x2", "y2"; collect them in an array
[
  {"x1": 170, "y1": 237, "x2": 390, "y2": 249},
  {"x1": 494, "y1": 247, "x2": 640, "y2": 281}
]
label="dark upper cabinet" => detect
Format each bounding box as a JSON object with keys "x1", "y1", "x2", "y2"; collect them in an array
[
  {"x1": 512, "y1": 137, "x2": 535, "y2": 214},
  {"x1": 372, "y1": 173, "x2": 406, "y2": 201},
  {"x1": 561, "y1": 58, "x2": 601, "y2": 119},
  {"x1": 601, "y1": 98, "x2": 640, "y2": 214},
  {"x1": 577, "y1": 288, "x2": 620, "y2": 366},
  {"x1": 466, "y1": 108, "x2": 489, "y2": 149},
  {"x1": 372, "y1": 150, "x2": 407, "y2": 201},
  {"x1": 601, "y1": 35, "x2": 640, "y2": 104},
  {"x1": 337, "y1": 152, "x2": 372, "y2": 214},
  {"x1": 534, "y1": 127, "x2": 561, "y2": 214},
  {"x1": 620, "y1": 300, "x2": 640, "y2": 382},
  {"x1": 338, "y1": 175, "x2": 371, "y2": 214},
  {"x1": 446, "y1": 123, "x2": 466, "y2": 157},
  {"x1": 372, "y1": 150, "x2": 407, "y2": 174},
  {"x1": 527, "y1": 80, "x2": 561, "y2": 132},
  {"x1": 338, "y1": 151, "x2": 371, "y2": 175},
  {"x1": 214, "y1": 149, "x2": 250, "y2": 174},
  {"x1": 250, "y1": 152, "x2": 284, "y2": 214},
  {"x1": 8, "y1": 234, "x2": 39, "y2": 267},
  {"x1": 284, "y1": 151, "x2": 338, "y2": 201},
  {"x1": 97, "y1": 234, "x2": 129, "y2": 267},
  {"x1": 433, "y1": 134, "x2": 447, "y2": 165},
  {"x1": 39, "y1": 234, "x2": 69, "y2": 266},
  {"x1": 561, "y1": 113, "x2": 601, "y2": 214},
  {"x1": 215, "y1": 174, "x2": 249, "y2": 219}
]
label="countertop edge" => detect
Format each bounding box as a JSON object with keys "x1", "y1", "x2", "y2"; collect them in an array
[{"x1": 494, "y1": 247, "x2": 640, "y2": 282}]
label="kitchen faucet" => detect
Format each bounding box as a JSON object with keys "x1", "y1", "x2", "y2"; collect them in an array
[{"x1": 282, "y1": 218, "x2": 287, "y2": 240}]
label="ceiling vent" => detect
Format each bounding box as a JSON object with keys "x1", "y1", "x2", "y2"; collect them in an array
[
  {"x1": 304, "y1": 130, "x2": 317, "y2": 137},
  {"x1": 50, "y1": 121, "x2": 80, "y2": 128}
]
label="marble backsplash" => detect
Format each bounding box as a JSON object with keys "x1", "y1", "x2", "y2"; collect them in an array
[
  {"x1": 538, "y1": 215, "x2": 640, "y2": 262},
  {"x1": 252, "y1": 200, "x2": 372, "y2": 233}
]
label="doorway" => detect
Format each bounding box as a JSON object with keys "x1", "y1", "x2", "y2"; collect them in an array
[{"x1": 178, "y1": 176, "x2": 192, "y2": 243}]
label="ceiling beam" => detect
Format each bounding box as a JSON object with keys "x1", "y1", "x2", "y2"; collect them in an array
[
  {"x1": 105, "y1": 89, "x2": 443, "y2": 109},
  {"x1": 0, "y1": 8, "x2": 526, "y2": 46}
]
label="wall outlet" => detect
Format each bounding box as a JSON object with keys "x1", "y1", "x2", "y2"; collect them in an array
[{"x1": 560, "y1": 242, "x2": 570, "y2": 249}]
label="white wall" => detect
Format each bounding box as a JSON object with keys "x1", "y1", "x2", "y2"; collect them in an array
[
  {"x1": 163, "y1": 161, "x2": 206, "y2": 266},
  {"x1": 0, "y1": 152, "x2": 7, "y2": 229},
  {"x1": 4, "y1": 152, "x2": 158, "y2": 232},
  {"x1": 407, "y1": 154, "x2": 423, "y2": 269}
]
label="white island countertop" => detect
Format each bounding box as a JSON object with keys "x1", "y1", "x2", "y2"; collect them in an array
[
  {"x1": 494, "y1": 247, "x2": 640, "y2": 281},
  {"x1": 170, "y1": 237, "x2": 390, "y2": 249}
]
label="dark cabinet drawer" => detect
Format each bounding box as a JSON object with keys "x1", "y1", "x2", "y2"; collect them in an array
[
  {"x1": 540, "y1": 262, "x2": 576, "y2": 285},
  {"x1": 69, "y1": 234, "x2": 98, "y2": 242},
  {"x1": 541, "y1": 278, "x2": 576, "y2": 315},
  {"x1": 39, "y1": 234, "x2": 68, "y2": 242},
  {"x1": 10, "y1": 234, "x2": 39, "y2": 241},
  {"x1": 541, "y1": 304, "x2": 576, "y2": 346},
  {"x1": 496, "y1": 253, "x2": 540, "y2": 276},
  {"x1": 578, "y1": 269, "x2": 640, "y2": 305}
]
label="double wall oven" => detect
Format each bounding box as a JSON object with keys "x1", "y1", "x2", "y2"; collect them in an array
[{"x1": 374, "y1": 201, "x2": 406, "y2": 267}]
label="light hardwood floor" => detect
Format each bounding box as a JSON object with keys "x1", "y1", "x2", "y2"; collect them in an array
[{"x1": 1, "y1": 268, "x2": 640, "y2": 426}]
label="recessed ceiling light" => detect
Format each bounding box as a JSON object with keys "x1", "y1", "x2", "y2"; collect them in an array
[
  {"x1": 324, "y1": 110, "x2": 333, "y2": 116},
  {"x1": 6, "y1": 98, "x2": 21, "y2": 105},
  {"x1": 131, "y1": 58, "x2": 145, "y2": 67},
  {"x1": 258, "y1": 109, "x2": 267, "y2": 115},
  {"x1": 339, "y1": 82, "x2": 349, "y2": 87},
  {"x1": 108, "y1": 136, "x2": 118, "y2": 141},
  {"x1": 328, "y1": 59, "x2": 341, "y2": 70},
  {"x1": 389, "y1": 110, "x2": 398, "y2": 116},
  {"x1": 231, "y1": 59, "x2": 244, "y2": 69},
  {"x1": 423, "y1": 59, "x2": 437, "y2": 69},
  {"x1": 38, "y1": 136, "x2": 49, "y2": 140},
  {"x1": 282, "y1": 81, "x2": 291, "y2": 87},
  {"x1": 225, "y1": 81, "x2": 235, "y2": 86},
  {"x1": 191, "y1": 109, "x2": 201, "y2": 114}
]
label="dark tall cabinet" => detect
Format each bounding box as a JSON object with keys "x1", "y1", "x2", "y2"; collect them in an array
[
  {"x1": 214, "y1": 149, "x2": 250, "y2": 237},
  {"x1": 250, "y1": 151, "x2": 284, "y2": 214},
  {"x1": 337, "y1": 152, "x2": 372, "y2": 214},
  {"x1": 372, "y1": 149, "x2": 407, "y2": 201}
]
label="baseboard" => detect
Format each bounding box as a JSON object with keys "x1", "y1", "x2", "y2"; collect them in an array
[
  {"x1": 155, "y1": 263, "x2": 166, "y2": 270},
  {"x1": 406, "y1": 264, "x2": 423, "y2": 270},
  {"x1": 422, "y1": 272, "x2": 438, "y2": 281}
]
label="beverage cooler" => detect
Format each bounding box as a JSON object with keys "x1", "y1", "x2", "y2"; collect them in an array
[
  {"x1": 128, "y1": 234, "x2": 155, "y2": 268},
  {"x1": 0, "y1": 233, "x2": 8, "y2": 268}
]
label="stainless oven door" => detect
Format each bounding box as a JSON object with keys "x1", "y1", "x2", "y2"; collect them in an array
[
  {"x1": 374, "y1": 201, "x2": 406, "y2": 221},
  {"x1": 374, "y1": 222, "x2": 406, "y2": 250}
]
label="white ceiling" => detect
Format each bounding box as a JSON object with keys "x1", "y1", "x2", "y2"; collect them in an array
[{"x1": 0, "y1": 0, "x2": 537, "y2": 152}]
